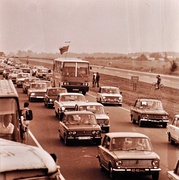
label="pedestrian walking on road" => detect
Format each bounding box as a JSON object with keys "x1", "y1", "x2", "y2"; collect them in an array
[
  {"x1": 96, "y1": 72, "x2": 100, "y2": 87},
  {"x1": 92, "y1": 73, "x2": 96, "y2": 87}
]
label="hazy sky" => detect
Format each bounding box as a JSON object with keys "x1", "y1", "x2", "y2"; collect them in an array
[{"x1": 1, "y1": 0, "x2": 179, "y2": 54}]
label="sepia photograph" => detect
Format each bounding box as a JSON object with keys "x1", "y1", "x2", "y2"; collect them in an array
[{"x1": 0, "y1": 0, "x2": 179, "y2": 180}]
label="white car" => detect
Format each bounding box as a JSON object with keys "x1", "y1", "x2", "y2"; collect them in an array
[
  {"x1": 8, "y1": 69, "x2": 22, "y2": 83},
  {"x1": 96, "y1": 86, "x2": 123, "y2": 106},
  {"x1": 167, "y1": 114, "x2": 179, "y2": 144},
  {"x1": 54, "y1": 93, "x2": 87, "y2": 120},
  {"x1": 168, "y1": 159, "x2": 179, "y2": 180},
  {"x1": 16, "y1": 73, "x2": 30, "y2": 88},
  {"x1": 28, "y1": 81, "x2": 48, "y2": 102},
  {"x1": 75, "y1": 102, "x2": 110, "y2": 132}
]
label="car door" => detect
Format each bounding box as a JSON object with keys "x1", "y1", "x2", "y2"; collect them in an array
[{"x1": 170, "y1": 117, "x2": 179, "y2": 141}]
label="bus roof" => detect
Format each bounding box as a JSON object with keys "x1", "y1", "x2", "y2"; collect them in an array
[
  {"x1": 54, "y1": 57, "x2": 89, "y2": 63},
  {"x1": 0, "y1": 79, "x2": 18, "y2": 98},
  {"x1": 0, "y1": 138, "x2": 58, "y2": 173}
]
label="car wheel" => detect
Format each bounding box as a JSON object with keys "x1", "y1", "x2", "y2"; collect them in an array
[
  {"x1": 131, "y1": 115, "x2": 136, "y2": 124},
  {"x1": 109, "y1": 164, "x2": 116, "y2": 180},
  {"x1": 139, "y1": 119, "x2": 143, "y2": 127},
  {"x1": 162, "y1": 123, "x2": 167, "y2": 128},
  {"x1": 64, "y1": 135, "x2": 69, "y2": 145},
  {"x1": 152, "y1": 172, "x2": 159, "y2": 180}
]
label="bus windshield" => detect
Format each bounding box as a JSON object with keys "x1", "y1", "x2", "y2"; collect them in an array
[{"x1": 63, "y1": 62, "x2": 88, "y2": 77}]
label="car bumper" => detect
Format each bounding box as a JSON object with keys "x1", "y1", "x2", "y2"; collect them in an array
[
  {"x1": 62, "y1": 85, "x2": 89, "y2": 92},
  {"x1": 67, "y1": 136, "x2": 101, "y2": 141},
  {"x1": 141, "y1": 119, "x2": 169, "y2": 123},
  {"x1": 113, "y1": 167, "x2": 161, "y2": 175}
]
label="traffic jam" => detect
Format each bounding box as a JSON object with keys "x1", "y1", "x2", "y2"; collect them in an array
[{"x1": 0, "y1": 56, "x2": 178, "y2": 180}]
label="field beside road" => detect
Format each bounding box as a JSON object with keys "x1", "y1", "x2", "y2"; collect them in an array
[{"x1": 24, "y1": 58, "x2": 179, "y2": 121}]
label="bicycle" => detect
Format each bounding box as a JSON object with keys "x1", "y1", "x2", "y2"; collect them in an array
[{"x1": 151, "y1": 82, "x2": 165, "y2": 90}]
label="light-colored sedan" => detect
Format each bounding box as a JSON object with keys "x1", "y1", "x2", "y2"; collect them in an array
[
  {"x1": 96, "y1": 86, "x2": 123, "y2": 106},
  {"x1": 97, "y1": 132, "x2": 161, "y2": 180},
  {"x1": 58, "y1": 111, "x2": 102, "y2": 145},
  {"x1": 54, "y1": 92, "x2": 87, "y2": 120},
  {"x1": 75, "y1": 102, "x2": 110, "y2": 132},
  {"x1": 167, "y1": 114, "x2": 179, "y2": 144},
  {"x1": 168, "y1": 159, "x2": 179, "y2": 180}
]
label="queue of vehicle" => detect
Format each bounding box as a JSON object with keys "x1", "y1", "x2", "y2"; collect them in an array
[{"x1": 0, "y1": 57, "x2": 178, "y2": 180}]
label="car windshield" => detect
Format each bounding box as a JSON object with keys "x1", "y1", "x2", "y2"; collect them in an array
[
  {"x1": 102, "y1": 88, "x2": 119, "y2": 94},
  {"x1": 48, "y1": 89, "x2": 59, "y2": 96},
  {"x1": 111, "y1": 137, "x2": 152, "y2": 151},
  {"x1": 79, "y1": 105, "x2": 104, "y2": 114},
  {"x1": 60, "y1": 95, "x2": 86, "y2": 102},
  {"x1": 17, "y1": 74, "x2": 29, "y2": 78},
  {"x1": 31, "y1": 83, "x2": 46, "y2": 89},
  {"x1": 141, "y1": 100, "x2": 163, "y2": 110},
  {"x1": 66, "y1": 114, "x2": 97, "y2": 125}
]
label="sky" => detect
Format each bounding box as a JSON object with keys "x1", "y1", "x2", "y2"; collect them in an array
[{"x1": 0, "y1": 0, "x2": 179, "y2": 54}]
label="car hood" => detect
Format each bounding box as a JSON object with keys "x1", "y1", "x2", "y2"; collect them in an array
[
  {"x1": 101, "y1": 93, "x2": 122, "y2": 97},
  {"x1": 95, "y1": 114, "x2": 109, "y2": 120},
  {"x1": 29, "y1": 89, "x2": 46, "y2": 93},
  {"x1": 65, "y1": 124, "x2": 101, "y2": 130},
  {"x1": 112, "y1": 150, "x2": 160, "y2": 159},
  {"x1": 136, "y1": 109, "x2": 168, "y2": 115}
]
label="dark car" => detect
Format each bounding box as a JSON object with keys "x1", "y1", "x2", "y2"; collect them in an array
[
  {"x1": 44, "y1": 87, "x2": 67, "y2": 108},
  {"x1": 58, "y1": 111, "x2": 102, "y2": 145},
  {"x1": 97, "y1": 132, "x2": 161, "y2": 180},
  {"x1": 130, "y1": 98, "x2": 169, "y2": 128}
]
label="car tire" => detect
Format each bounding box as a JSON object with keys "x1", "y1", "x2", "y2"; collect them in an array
[
  {"x1": 152, "y1": 172, "x2": 159, "y2": 180},
  {"x1": 109, "y1": 164, "x2": 116, "y2": 180},
  {"x1": 139, "y1": 120, "x2": 143, "y2": 127},
  {"x1": 162, "y1": 123, "x2": 167, "y2": 128},
  {"x1": 64, "y1": 135, "x2": 69, "y2": 145},
  {"x1": 131, "y1": 115, "x2": 136, "y2": 124}
]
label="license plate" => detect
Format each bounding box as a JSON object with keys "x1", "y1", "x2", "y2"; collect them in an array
[
  {"x1": 78, "y1": 137, "x2": 91, "y2": 140},
  {"x1": 73, "y1": 89, "x2": 79, "y2": 91},
  {"x1": 36, "y1": 96, "x2": 43, "y2": 98}
]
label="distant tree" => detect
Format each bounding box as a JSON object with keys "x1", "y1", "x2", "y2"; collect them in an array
[
  {"x1": 170, "y1": 60, "x2": 178, "y2": 73},
  {"x1": 137, "y1": 54, "x2": 148, "y2": 61},
  {"x1": 149, "y1": 52, "x2": 162, "y2": 60}
]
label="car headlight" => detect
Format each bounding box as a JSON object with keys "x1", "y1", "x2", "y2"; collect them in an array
[
  {"x1": 91, "y1": 130, "x2": 100, "y2": 135},
  {"x1": 30, "y1": 93, "x2": 35, "y2": 96},
  {"x1": 49, "y1": 99, "x2": 53, "y2": 102},
  {"x1": 116, "y1": 160, "x2": 123, "y2": 167},
  {"x1": 104, "y1": 119, "x2": 109, "y2": 125},
  {"x1": 141, "y1": 114, "x2": 148, "y2": 119},
  {"x1": 68, "y1": 131, "x2": 77, "y2": 136},
  {"x1": 61, "y1": 106, "x2": 65, "y2": 111},
  {"x1": 102, "y1": 96, "x2": 106, "y2": 100},
  {"x1": 152, "y1": 160, "x2": 159, "y2": 168},
  {"x1": 162, "y1": 115, "x2": 168, "y2": 119}
]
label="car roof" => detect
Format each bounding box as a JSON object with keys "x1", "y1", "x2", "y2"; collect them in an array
[
  {"x1": 100, "y1": 86, "x2": 118, "y2": 89},
  {"x1": 76, "y1": 102, "x2": 103, "y2": 106},
  {"x1": 0, "y1": 138, "x2": 57, "y2": 173},
  {"x1": 64, "y1": 111, "x2": 94, "y2": 116},
  {"x1": 60, "y1": 92, "x2": 84, "y2": 96},
  {"x1": 105, "y1": 132, "x2": 149, "y2": 139}
]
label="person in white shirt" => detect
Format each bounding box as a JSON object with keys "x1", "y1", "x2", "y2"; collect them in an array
[{"x1": 0, "y1": 114, "x2": 14, "y2": 134}]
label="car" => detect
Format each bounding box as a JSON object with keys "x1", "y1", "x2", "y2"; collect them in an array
[
  {"x1": 167, "y1": 114, "x2": 179, "y2": 144},
  {"x1": 27, "y1": 81, "x2": 48, "y2": 102},
  {"x1": 44, "y1": 87, "x2": 67, "y2": 108},
  {"x1": 0, "y1": 138, "x2": 63, "y2": 179},
  {"x1": 96, "y1": 132, "x2": 161, "y2": 180},
  {"x1": 16, "y1": 72, "x2": 30, "y2": 88},
  {"x1": 22, "y1": 77, "x2": 40, "y2": 93},
  {"x1": 31, "y1": 65, "x2": 44, "y2": 76},
  {"x1": 130, "y1": 98, "x2": 169, "y2": 128},
  {"x1": 21, "y1": 67, "x2": 31, "y2": 74},
  {"x1": 168, "y1": 159, "x2": 179, "y2": 180},
  {"x1": 74, "y1": 102, "x2": 110, "y2": 133},
  {"x1": 58, "y1": 111, "x2": 102, "y2": 145},
  {"x1": 96, "y1": 86, "x2": 123, "y2": 106},
  {"x1": 36, "y1": 67, "x2": 48, "y2": 79},
  {"x1": 8, "y1": 69, "x2": 22, "y2": 83},
  {"x1": 54, "y1": 92, "x2": 87, "y2": 120},
  {"x1": 2, "y1": 66, "x2": 14, "y2": 79}
]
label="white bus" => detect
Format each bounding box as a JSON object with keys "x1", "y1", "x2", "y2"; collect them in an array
[{"x1": 52, "y1": 58, "x2": 90, "y2": 95}]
